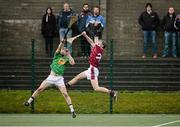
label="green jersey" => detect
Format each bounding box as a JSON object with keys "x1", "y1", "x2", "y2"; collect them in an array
[{"x1": 50, "y1": 53, "x2": 69, "y2": 76}]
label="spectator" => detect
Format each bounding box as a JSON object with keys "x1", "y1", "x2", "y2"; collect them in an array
[
  {"x1": 138, "y1": 3, "x2": 160, "y2": 59},
  {"x1": 86, "y1": 6, "x2": 105, "y2": 40},
  {"x1": 162, "y1": 7, "x2": 177, "y2": 58},
  {"x1": 174, "y1": 14, "x2": 180, "y2": 58},
  {"x1": 41, "y1": 7, "x2": 56, "y2": 57},
  {"x1": 77, "y1": 3, "x2": 92, "y2": 58},
  {"x1": 57, "y1": 2, "x2": 75, "y2": 53}
]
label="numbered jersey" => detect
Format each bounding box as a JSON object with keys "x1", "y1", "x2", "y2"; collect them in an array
[{"x1": 89, "y1": 44, "x2": 104, "y2": 68}]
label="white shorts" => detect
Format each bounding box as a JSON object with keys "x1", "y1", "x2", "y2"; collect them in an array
[
  {"x1": 84, "y1": 65, "x2": 99, "y2": 80},
  {"x1": 45, "y1": 75, "x2": 65, "y2": 87}
]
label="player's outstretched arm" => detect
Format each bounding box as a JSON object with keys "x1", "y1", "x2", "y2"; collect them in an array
[
  {"x1": 55, "y1": 40, "x2": 65, "y2": 54},
  {"x1": 94, "y1": 36, "x2": 99, "y2": 45},
  {"x1": 67, "y1": 52, "x2": 75, "y2": 65},
  {"x1": 82, "y1": 31, "x2": 95, "y2": 47}
]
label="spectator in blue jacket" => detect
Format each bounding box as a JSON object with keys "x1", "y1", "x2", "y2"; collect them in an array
[
  {"x1": 162, "y1": 7, "x2": 177, "y2": 58},
  {"x1": 138, "y1": 3, "x2": 160, "y2": 59},
  {"x1": 57, "y1": 3, "x2": 75, "y2": 53},
  {"x1": 86, "y1": 6, "x2": 105, "y2": 40},
  {"x1": 174, "y1": 14, "x2": 180, "y2": 57},
  {"x1": 77, "y1": 3, "x2": 92, "y2": 58}
]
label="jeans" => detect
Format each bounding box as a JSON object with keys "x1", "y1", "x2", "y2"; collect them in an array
[
  {"x1": 45, "y1": 37, "x2": 53, "y2": 57},
  {"x1": 162, "y1": 31, "x2": 177, "y2": 56},
  {"x1": 80, "y1": 36, "x2": 90, "y2": 57},
  {"x1": 143, "y1": 30, "x2": 157, "y2": 55},
  {"x1": 177, "y1": 32, "x2": 180, "y2": 57},
  {"x1": 59, "y1": 28, "x2": 72, "y2": 53}
]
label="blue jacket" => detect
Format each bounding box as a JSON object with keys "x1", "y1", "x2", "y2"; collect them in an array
[
  {"x1": 57, "y1": 9, "x2": 75, "y2": 29},
  {"x1": 77, "y1": 10, "x2": 92, "y2": 32},
  {"x1": 86, "y1": 15, "x2": 105, "y2": 28}
]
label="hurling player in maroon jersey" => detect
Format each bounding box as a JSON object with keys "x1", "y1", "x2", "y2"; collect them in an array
[{"x1": 66, "y1": 31, "x2": 117, "y2": 102}]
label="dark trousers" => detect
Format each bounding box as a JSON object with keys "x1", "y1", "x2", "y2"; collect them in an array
[
  {"x1": 177, "y1": 32, "x2": 180, "y2": 57},
  {"x1": 143, "y1": 30, "x2": 157, "y2": 55},
  {"x1": 45, "y1": 37, "x2": 53, "y2": 57},
  {"x1": 80, "y1": 36, "x2": 90, "y2": 56}
]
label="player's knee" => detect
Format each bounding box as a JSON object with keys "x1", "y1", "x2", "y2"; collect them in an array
[
  {"x1": 62, "y1": 92, "x2": 69, "y2": 98},
  {"x1": 93, "y1": 87, "x2": 99, "y2": 92},
  {"x1": 37, "y1": 87, "x2": 44, "y2": 92}
]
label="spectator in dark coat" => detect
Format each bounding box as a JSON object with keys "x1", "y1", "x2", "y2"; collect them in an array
[
  {"x1": 41, "y1": 7, "x2": 57, "y2": 57},
  {"x1": 77, "y1": 3, "x2": 92, "y2": 58},
  {"x1": 174, "y1": 14, "x2": 180, "y2": 57},
  {"x1": 162, "y1": 7, "x2": 177, "y2": 58},
  {"x1": 138, "y1": 3, "x2": 160, "y2": 59}
]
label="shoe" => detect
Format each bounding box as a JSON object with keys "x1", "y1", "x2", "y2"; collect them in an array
[
  {"x1": 65, "y1": 83, "x2": 71, "y2": 88},
  {"x1": 162, "y1": 54, "x2": 167, "y2": 58},
  {"x1": 153, "y1": 54, "x2": 157, "y2": 59},
  {"x1": 142, "y1": 55, "x2": 146, "y2": 59},
  {"x1": 173, "y1": 55, "x2": 177, "y2": 58},
  {"x1": 110, "y1": 90, "x2": 118, "y2": 103},
  {"x1": 113, "y1": 91, "x2": 118, "y2": 102},
  {"x1": 72, "y1": 111, "x2": 76, "y2": 118},
  {"x1": 24, "y1": 101, "x2": 30, "y2": 106}
]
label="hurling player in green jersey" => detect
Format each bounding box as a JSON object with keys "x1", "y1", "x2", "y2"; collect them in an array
[{"x1": 24, "y1": 40, "x2": 76, "y2": 118}]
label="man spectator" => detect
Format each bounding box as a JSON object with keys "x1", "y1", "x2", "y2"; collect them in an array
[
  {"x1": 162, "y1": 7, "x2": 177, "y2": 58},
  {"x1": 138, "y1": 3, "x2": 160, "y2": 59},
  {"x1": 86, "y1": 6, "x2": 105, "y2": 40},
  {"x1": 77, "y1": 3, "x2": 92, "y2": 58},
  {"x1": 57, "y1": 2, "x2": 75, "y2": 53},
  {"x1": 174, "y1": 14, "x2": 180, "y2": 58}
]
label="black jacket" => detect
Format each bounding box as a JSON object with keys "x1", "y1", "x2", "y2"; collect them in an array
[
  {"x1": 41, "y1": 14, "x2": 57, "y2": 37},
  {"x1": 138, "y1": 11, "x2": 160, "y2": 31},
  {"x1": 161, "y1": 13, "x2": 176, "y2": 32}
]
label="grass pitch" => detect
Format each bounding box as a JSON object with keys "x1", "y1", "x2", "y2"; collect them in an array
[{"x1": 0, "y1": 90, "x2": 180, "y2": 114}]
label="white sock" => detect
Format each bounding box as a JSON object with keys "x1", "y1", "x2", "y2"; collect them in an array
[
  {"x1": 27, "y1": 97, "x2": 34, "y2": 104},
  {"x1": 69, "y1": 104, "x2": 74, "y2": 113}
]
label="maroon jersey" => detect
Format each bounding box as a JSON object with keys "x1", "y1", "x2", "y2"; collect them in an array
[{"x1": 89, "y1": 44, "x2": 103, "y2": 68}]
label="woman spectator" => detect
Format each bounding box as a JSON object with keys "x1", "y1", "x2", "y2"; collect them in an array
[{"x1": 41, "y1": 7, "x2": 57, "y2": 57}]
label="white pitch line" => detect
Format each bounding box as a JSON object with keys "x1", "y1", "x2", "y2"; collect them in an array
[
  {"x1": 0, "y1": 126, "x2": 180, "y2": 127},
  {"x1": 152, "y1": 119, "x2": 180, "y2": 127}
]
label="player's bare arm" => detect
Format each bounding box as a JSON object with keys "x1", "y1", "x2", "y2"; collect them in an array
[
  {"x1": 67, "y1": 52, "x2": 75, "y2": 65},
  {"x1": 94, "y1": 36, "x2": 99, "y2": 45},
  {"x1": 55, "y1": 41, "x2": 64, "y2": 54},
  {"x1": 82, "y1": 31, "x2": 95, "y2": 47}
]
